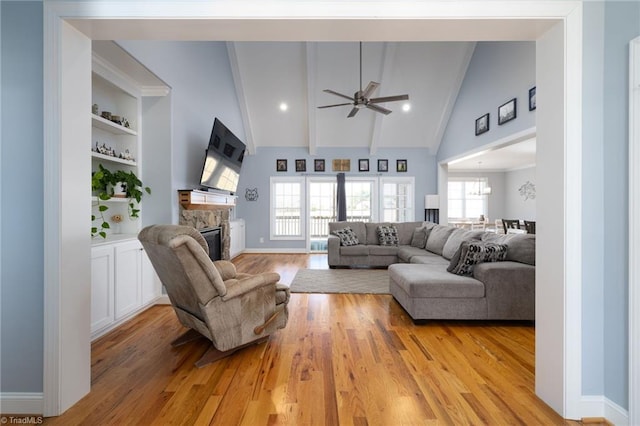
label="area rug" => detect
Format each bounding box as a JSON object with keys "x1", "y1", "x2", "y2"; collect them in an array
[{"x1": 290, "y1": 268, "x2": 389, "y2": 294}]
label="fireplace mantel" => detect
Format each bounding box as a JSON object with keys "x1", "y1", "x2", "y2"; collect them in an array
[{"x1": 178, "y1": 189, "x2": 236, "y2": 210}]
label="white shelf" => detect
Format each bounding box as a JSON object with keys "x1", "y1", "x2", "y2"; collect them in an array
[
  {"x1": 91, "y1": 233, "x2": 138, "y2": 247},
  {"x1": 92, "y1": 196, "x2": 130, "y2": 203},
  {"x1": 91, "y1": 113, "x2": 137, "y2": 135},
  {"x1": 91, "y1": 151, "x2": 137, "y2": 166}
]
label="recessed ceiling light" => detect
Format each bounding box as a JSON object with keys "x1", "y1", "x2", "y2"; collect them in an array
[
  {"x1": 279, "y1": 102, "x2": 288, "y2": 111},
  {"x1": 402, "y1": 103, "x2": 411, "y2": 112}
]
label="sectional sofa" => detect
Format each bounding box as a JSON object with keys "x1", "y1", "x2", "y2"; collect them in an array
[{"x1": 328, "y1": 221, "x2": 535, "y2": 321}]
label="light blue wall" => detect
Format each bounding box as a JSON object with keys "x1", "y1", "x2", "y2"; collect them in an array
[
  {"x1": 504, "y1": 167, "x2": 536, "y2": 221},
  {"x1": 117, "y1": 41, "x2": 243, "y2": 223},
  {"x1": 600, "y1": 0, "x2": 639, "y2": 408},
  {"x1": 437, "y1": 42, "x2": 536, "y2": 163},
  {"x1": 0, "y1": 1, "x2": 44, "y2": 393},
  {"x1": 236, "y1": 147, "x2": 436, "y2": 249}
]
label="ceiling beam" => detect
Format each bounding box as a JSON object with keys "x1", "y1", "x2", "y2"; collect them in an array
[
  {"x1": 305, "y1": 42, "x2": 318, "y2": 155},
  {"x1": 370, "y1": 42, "x2": 396, "y2": 155},
  {"x1": 226, "y1": 42, "x2": 256, "y2": 155}
]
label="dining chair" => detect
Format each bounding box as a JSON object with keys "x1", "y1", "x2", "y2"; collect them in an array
[
  {"x1": 502, "y1": 219, "x2": 521, "y2": 234},
  {"x1": 524, "y1": 220, "x2": 536, "y2": 234}
]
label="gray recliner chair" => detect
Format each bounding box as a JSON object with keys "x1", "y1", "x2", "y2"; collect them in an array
[{"x1": 138, "y1": 224, "x2": 290, "y2": 367}]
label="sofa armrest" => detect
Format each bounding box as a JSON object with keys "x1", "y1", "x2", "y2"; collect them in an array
[
  {"x1": 473, "y1": 261, "x2": 535, "y2": 320},
  {"x1": 328, "y1": 235, "x2": 341, "y2": 266},
  {"x1": 221, "y1": 272, "x2": 281, "y2": 301}
]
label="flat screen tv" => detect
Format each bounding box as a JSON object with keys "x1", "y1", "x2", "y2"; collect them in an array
[{"x1": 199, "y1": 118, "x2": 246, "y2": 194}]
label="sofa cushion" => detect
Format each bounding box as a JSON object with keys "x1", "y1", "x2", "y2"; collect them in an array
[
  {"x1": 332, "y1": 227, "x2": 360, "y2": 246},
  {"x1": 398, "y1": 246, "x2": 427, "y2": 262},
  {"x1": 447, "y1": 241, "x2": 509, "y2": 276},
  {"x1": 482, "y1": 233, "x2": 535, "y2": 265},
  {"x1": 339, "y1": 245, "x2": 369, "y2": 256},
  {"x1": 410, "y1": 227, "x2": 428, "y2": 248},
  {"x1": 441, "y1": 229, "x2": 484, "y2": 260},
  {"x1": 377, "y1": 225, "x2": 399, "y2": 246},
  {"x1": 388, "y1": 264, "x2": 485, "y2": 298},
  {"x1": 410, "y1": 255, "x2": 451, "y2": 267},
  {"x1": 369, "y1": 245, "x2": 398, "y2": 256},
  {"x1": 396, "y1": 222, "x2": 423, "y2": 245},
  {"x1": 425, "y1": 225, "x2": 456, "y2": 255}
]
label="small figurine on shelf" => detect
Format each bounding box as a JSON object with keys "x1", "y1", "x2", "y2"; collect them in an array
[
  {"x1": 121, "y1": 117, "x2": 130, "y2": 128},
  {"x1": 92, "y1": 103, "x2": 99, "y2": 114}
]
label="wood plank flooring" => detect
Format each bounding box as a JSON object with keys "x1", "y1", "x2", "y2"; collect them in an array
[{"x1": 43, "y1": 253, "x2": 572, "y2": 425}]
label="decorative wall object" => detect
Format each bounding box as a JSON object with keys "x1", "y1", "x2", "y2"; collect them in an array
[
  {"x1": 276, "y1": 159, "x2": 287, "y2": 172},
  {"x1": 358, "y1": 159, "x2": 369, "y2": 172},
  {"x1": 245, "y1": 188, "x2": 259, "y2": 201},
  {"x1": 519, "y1": 181, "x2": 536, "y2": 200},
  {"x1": 397, "y1": 159, "x2": 408, "y2": 172},
  {"x1": 332, "y1": 159, "x2": 350, "y2": 172},
  {"x1": 475, "y1": 113, "x2": 490, "y2": 135},
  {"x1": 498, "y1": 98, "x2": 517, "y2": 125},
  {"x1": 529, "y1": 86, "x2": 536, "y2": 111},
  {"x1": 295, "y1": 159, "x2": 306, "y2": 172},
  {"x1": 378, "y1": 159, "x2": 388, "y2": 172},
  {"x1": 314, "y1": 159, "x2": 325, "y2": 172}
]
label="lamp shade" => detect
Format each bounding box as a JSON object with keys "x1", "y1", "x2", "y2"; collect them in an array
[{"x1": 425, "y1": 195, "x2": 440, "y2": 209}]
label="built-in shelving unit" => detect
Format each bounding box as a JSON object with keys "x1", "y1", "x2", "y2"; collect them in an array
[{"x1": 91, "y1": 113, "x2": 137, "y2": 135}]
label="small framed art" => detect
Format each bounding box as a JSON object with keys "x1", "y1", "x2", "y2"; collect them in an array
[
  {"x1": 295, "y1": 159, "x2": 306, "y2": 172},
  {"x1": 314, "y1": 159, "x2": 325, "y2": 172},
  {"x1": 529, "y1": 86, "x2": 536, "y2": 111},
  {"x1": 332, "y1": 159, "x2": 350, "y2": 172},
  {"x1": 475, "y1": 113, "x2": 489, "y2": 136},
  {"x1": 358, "y1": 159, "x2": 369, "y2": 172},
  {"x1": 498, "y1": 98, "x2": 517, "y2": 125},
  {"x1": 378, "y1": 159, "x2": 388, "y2": 172},
  {"x1": 276, "y1": 159, "x2": 287, "y2": 172},
  {"x1": 397, "y1": 159, "x2": 408, "y2": 172}
]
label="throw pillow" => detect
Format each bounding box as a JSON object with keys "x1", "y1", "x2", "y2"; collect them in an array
[
  {"x1": 377, "y1": 225, "x2": 399, "y2": 246},
  {"x1": 332, "y1": 227, "x2": 359, "y2": 246},
  {"x1": 447, "y1": 241, "x2": 509, "y2": 276},
  {"x1": 410, "y1": 227, "x2": 428, "y2": 248}
]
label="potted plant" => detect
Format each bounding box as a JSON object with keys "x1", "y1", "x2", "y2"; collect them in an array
[{"x1": 91, "y1": 164, "x2": 151, "y2": 238}]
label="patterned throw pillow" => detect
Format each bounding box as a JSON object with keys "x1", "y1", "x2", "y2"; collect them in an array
[
  {"x1": 377, "y1": 225, "x2": 399, "y2": 246},
  {"x1": 332, "y1": 227, "x2": 360, "y2": 246},
  {"x1": 447, "y1": 241, "x2": 509, "y2": 276}
]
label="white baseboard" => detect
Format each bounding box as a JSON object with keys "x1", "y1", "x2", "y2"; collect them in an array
[
  {"x1": 242, "y1": 248, "x2": 308, "y2": 254},
  {"x1": 155, "y1": 295, "x2": 171, "y2": 305},
  {"x1": 579, "y1": 395, "x2": 629, "y2": 425},
  {"x1": 0, "y1": 392, "x2": 43, "y2": 414}
]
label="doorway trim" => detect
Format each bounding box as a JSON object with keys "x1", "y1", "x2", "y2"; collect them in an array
[{"x1": 42, "y1": 0, "x2": 584, "y2": 418}]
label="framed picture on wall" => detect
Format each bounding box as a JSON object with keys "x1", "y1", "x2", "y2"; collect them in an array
[
  {"x1": 397, "y1": 159, "x2": 408, "y2": 172},
  {"x1": 498, "y1": 98, "x2": 517, "y2": 125},
  {"x1": 378, "y1": 159, "x2": 388, "y2": 172},
  {"x1": 475, "y1": 113, "x2": 490, "y2": 136},
  {"x1": 358, "y1": 159, "x2": 369, "y2": 172},
  {"x1": 276, "y1": 159, "x2": 287, "y2": 172},
  {"x1": 529, "y1": 86, "x2": 536, "y2": 111},
  {"x1": 295, "y1": 159, "x2": 306, "y2": 172},
  {"x1": 314, "y1": 159, "x2": 325, "y2": 172}
]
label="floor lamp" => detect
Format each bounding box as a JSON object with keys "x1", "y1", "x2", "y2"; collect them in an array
[{"x1": 425, "y1": 195, "x2": 440, "y2": 224}]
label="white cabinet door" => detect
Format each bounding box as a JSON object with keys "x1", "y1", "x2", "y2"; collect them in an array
[
  {"x1": 114, "y1": 240, "x2": 142, "y2": 320},
  {"x1": 141, "y1": 249, "x2": 161, "y2": 305},
  {"x1": 91, "y1": 245, "x2": 114, "y2": 334},
  {"x1": 230, "y1": 219, "x2": 246, "y2": 258}
]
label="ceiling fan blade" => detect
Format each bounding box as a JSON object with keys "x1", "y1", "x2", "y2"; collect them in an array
[
  {"x1": 347, "y1": 107, "x2": 360, "y2": 118},
  {"x1": 362, "y1": 81, "x2": 380, "y2": 99},
  {"x1": 369, "y1": 94, "x2": 409, "y2": 104},
  {"x1": 366, "y1": 104, "x2": 392, "y2": 115},
  {"x1": 317, "y1": 102, "x2": 353, "y2": 109},
  {"x1": 323, "y1": 89, "x2": 354, "y2": 101}
]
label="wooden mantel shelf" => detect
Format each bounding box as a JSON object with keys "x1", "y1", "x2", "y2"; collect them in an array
[{"x1": 179, "y1": 190, "x2": 236, "y2": 210}]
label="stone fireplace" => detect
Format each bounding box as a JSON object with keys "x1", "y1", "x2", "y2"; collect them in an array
[{"x1": 178, "y1": 190, "x2": 236, "y2": 260}]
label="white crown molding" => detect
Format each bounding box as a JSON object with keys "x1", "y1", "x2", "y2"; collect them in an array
[{"x1": 140, "y1": 86, "x2": 171, "y2": 97}]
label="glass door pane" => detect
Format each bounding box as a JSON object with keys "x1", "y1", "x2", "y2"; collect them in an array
[{"x1": 308, "y1": 180, "x2": 336, "y2": 252}]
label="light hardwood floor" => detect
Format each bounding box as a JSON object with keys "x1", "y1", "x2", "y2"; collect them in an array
[{"x1": 43, "y1": 253, "x2": 574, "y2": 425}]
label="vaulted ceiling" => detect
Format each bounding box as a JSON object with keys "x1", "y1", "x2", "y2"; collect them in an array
[{"x1": 228, "y1": 41, "x2": 476, "y2": 155}]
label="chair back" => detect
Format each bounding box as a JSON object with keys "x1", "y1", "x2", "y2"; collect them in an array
[
  {"x1": 501, "y1": 219, "x2": 521, "y2": 234},
  {"x1": 138, "y1": 225, "x2": 227, "y2": 321},
  {"x1": 524, "y1": 220, "x2": 536, "y2": 234}
]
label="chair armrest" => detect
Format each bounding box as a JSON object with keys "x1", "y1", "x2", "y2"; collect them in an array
[
  {"x1": 213, "y1": 260, "x2": 238, "y2": 281},
  {"x1": 221, "y1": 272, "x2": 281, "y2": 301}
]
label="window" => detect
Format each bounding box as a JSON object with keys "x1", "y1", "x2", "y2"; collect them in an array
[
  {"x1": 380, "y1": 177, "x2": 415, "y2": 222},
  {"x1": 448, "y1": 178, "x2": 488, "y2": 219},
  {"x1": 345, "y1": 179, "x2": 376, "y2": 222},
  {"x1": 270, "y1": 177, "x2": 305, "y2": 240}
]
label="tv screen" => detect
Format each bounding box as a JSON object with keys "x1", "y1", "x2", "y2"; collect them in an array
[{"x1": 199, "y1": 118, "x2": 246, "y2": 194}]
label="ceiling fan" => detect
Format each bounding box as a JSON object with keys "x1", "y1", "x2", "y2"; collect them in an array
[{"x1": 317, "y1": 42, "x2": 409, "y2": 118}]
